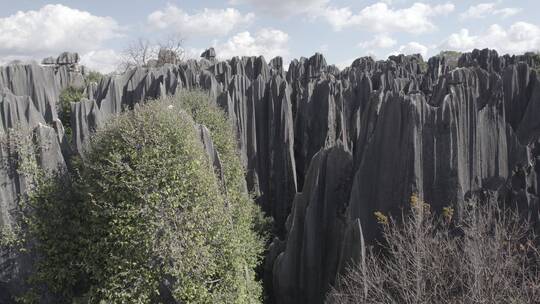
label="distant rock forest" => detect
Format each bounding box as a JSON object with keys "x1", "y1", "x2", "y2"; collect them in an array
[{"x1": 0, "y1": 48, "x2": 539, "y2": 303}]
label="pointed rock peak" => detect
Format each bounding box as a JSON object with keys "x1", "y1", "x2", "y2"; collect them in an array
[
  {"x1": 270, "y1": 56, "x2": 283, "y2": 69},
  {"x1": 308, "y1": 52, "x2": 327, "y2": 70},
  {"x1": 458, "y1": 48, "x2": 503, "y2": 73},
  {"x1": 254, "y1": 55, "x2": 268, "y2": 67}
]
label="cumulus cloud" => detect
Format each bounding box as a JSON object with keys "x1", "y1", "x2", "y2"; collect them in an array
[
  {"x1": 441, "y1": 22, "x2": 540, "y2": 55},
  {"x1": 0, "y1": 4, "x2": 122, "y2": 57},
  {"x1": 391, "y1": 42, "x2": 429, "y2": 58},
  {"x1": 0, "y1": 55, "x2": 37, "y2": 66},
  {"x1": 147, "y1": 5, "x2": 254, "y2": 37},
  {"x1": 183, "y1": 47, "x2": 207, "y2": 60},
  {"x1": 228, "y1": 0, "x2": 328, "y2": 16},
  {"x1": 318, "y1": 2, "x2": 454, "y2": 33},
  {"x1": 460, "y1": 2, "x2": 521, "y2": 19},
  {"x1": 215, "y1": 28, "x2": 290, "y2": 61},
  {"x1": 358, "y1": 34, "x2": 397, "y2": 49},
  {"x1": 80, "y1": 49, "x2": 122, "y2": 74}
]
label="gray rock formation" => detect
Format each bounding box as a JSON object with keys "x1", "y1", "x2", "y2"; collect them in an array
[
  {"x1": 41, "y1": 57, "x2": 56, "y2": 65},
  {"x1": 0, "y1": 48, "x2": 539, "y2": 303},
  {"x1": 201, "y1": 47, "x2": 216, "y2": 61},
  {"x1": 56, "y1": 52, "x2": 79, "y2": 65},
  {"x1": 273, "y1": 144, "x2": 353, "y2": 304},
  {"x1": 270, "y1": 50, "x2": 540, "y2": 303}
]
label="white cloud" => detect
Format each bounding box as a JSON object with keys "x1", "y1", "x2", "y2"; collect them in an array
[
  {"x1": 147, "y1": 5, "x2": 254, "y2": 37},
  {"x1": 318, "y1": 2, "x2": 454, "y2": 33},
  {"x1": 0, "y1": 4, "x2": 122, "y2": 57},
  {"x1": 215, "y1": 28, "x2": 290, "y2": 61},
  {"x1": 228, "y1": 0, "x2": 328, "y2": 16},
  {"x1": 460, "y1": 2, "x2": 521, "y2": 19},
  {"x1": 494, "y1": 7, "x2": 522, "y2": 18},
  {"x1": 80, "y1": 49, "x2": 122, "y2": 74},
  {"x1": 444, "y1": 29, "x2": 477, "y2": 50},
  {"x1": 319, "y1": 44, "x2": 329, "y2": 53},
  {"x1": 358, "y1": 34, "x2": 397, "y2": 49},
  {"x1": 391, "y1": 42, "x2": 429, "y2": 58},
  {"x1": 441, "y1": 22, "x2": 540, "y2": 55},
  {"x1": 183, "y1": 47, "x2": 206, "y2": 60}
]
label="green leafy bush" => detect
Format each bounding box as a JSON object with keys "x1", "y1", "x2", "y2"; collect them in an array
[
  {"x1": 0, "y1": 127, "x2": 40, "y2": 250},
  {"x1": 85, "y1": 70, "x2": 104, "y2": 84},
  {"x1": 25, "y1": 92, "x2": 266, "y2": 303},
  {"x1": 165, "y1": 91, "x2": 272, "y2": 231},
  {"x1": 58, "y1": 86, "x2": 84, "y2": 142}
]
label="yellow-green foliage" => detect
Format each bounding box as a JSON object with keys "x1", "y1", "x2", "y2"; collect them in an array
[
  {"x1": 373, "y1": 211, "x2": 388, "y2": 226},
  {"x1": 25, "y1": 92, "x2": 265, "y2": 303}
]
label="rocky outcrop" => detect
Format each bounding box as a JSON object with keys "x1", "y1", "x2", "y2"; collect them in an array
[
  {"x1": 271, "y1": 50, "x2": 540, "y2": 303},
  {"x1": 56, "y1": 52, "x2": 79, "y2": 66},
  {"x1": 197, "y1": 123, "x2": 224, "y2": 184},
  {"x1": 253, "y1": 75, "x2": 297, "y2": 233},
  {"x1": 273, "y1": 144, "x2": 353, "y2": 304},
  {"x1": 0, "y1": 48, "x2": 539, "y2": 303},
  {"x1": 71, "y1": 98, "x2": 102, "y2": 153},
  {"x1": 201, "y1": 47, "x2": 217, "y2": 61}
]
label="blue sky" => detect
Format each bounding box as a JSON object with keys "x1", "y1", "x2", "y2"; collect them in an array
[{"x1": 0, "y1": 0, "x2": 538, "y2": 72}]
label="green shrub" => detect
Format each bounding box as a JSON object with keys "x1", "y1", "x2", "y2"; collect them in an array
[
  {"x1": 439, "y1": 50, "x2": 461, "y2": 58},
  {"x1": 25, "y1": 92, "x2": 266, "y2": 303},
  {"x1": 85, "y1": 70, "x2": 104, "y2": 85},
  {"x1": 0, "y1": 126, "x2": 40, "y2": 250},
  {"x1": 58, "y1": 86, "x2": 84, "y2": 142},
  {"x1": 165, "y1": 91, "x2": 272, "y2": 238}
]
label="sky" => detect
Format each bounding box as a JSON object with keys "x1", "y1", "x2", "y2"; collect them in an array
[{"x1": 0, "y1": 0, "x2": 538, "y2": 73}]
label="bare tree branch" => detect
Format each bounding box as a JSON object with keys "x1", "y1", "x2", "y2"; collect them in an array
[
  {"x1": 119, "y1": 36, "x2": 185, "y2": 72},
  {"x1": 328, "y1": 195, "x2": 540, "y2": 304}
]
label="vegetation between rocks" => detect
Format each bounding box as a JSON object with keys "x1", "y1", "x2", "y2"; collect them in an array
[
  {"x1": 16, "y1": 91, "x2": 267, "y2": 303},
  {"x1": 329, "y1": 195, "x2": 540, "y2": 304},
  {"x1": 58, "y1": 86, "x2": 84, "y2": 143}
]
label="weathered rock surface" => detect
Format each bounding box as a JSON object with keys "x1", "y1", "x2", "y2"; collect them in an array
[
  {"x1": 201, "y1": 47, "x2": 217, "y2": 61},
  {"x1": 271, "y1": 50, "x2": 540, "y2": 303},
  {"x1": 56, "y1": 52, "x2": 79, "y2": 65},
  {"x1": 0, "y1": 48, "x2": 539, "y2": 303},
  {"x1": 273, "y1": 144, "x2": 352, "y2": 304}
]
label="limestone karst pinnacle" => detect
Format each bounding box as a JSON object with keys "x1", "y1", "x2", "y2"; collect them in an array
[{"x1": 0, "y1": 48, "x2": 539, "y2": 303}]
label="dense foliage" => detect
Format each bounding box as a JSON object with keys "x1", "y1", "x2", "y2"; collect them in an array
[
  {"x1": 24, "y1": 92, "x2": 266, "y2": 303},
  {"x1": 58, "y1": 86, "x2": 84, "y2": 142},
  {"x1": 84, "y1": 70, "x2": 104, "y2": 84},
  {"x1": 328, "y1": 196, "x2": 540, "y2": 304}
]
